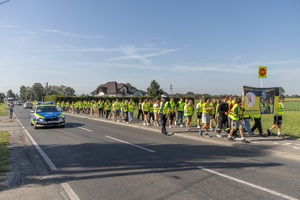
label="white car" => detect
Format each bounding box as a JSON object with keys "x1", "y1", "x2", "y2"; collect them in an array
[{"x1": 23, "y1": 102, "x2": 33, "y2": 109}]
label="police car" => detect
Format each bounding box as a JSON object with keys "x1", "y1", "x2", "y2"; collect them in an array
[{"x1": 30, "y1": 102, "x2": 65, "y2": 129}]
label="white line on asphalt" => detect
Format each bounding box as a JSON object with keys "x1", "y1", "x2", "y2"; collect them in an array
[
  {"x1": 73, "y1": 126, "x2": 93, "y2": 132},
  {"x1": 23, "y1": 129, "x2": 57, "y2": 170},
  {"x1": 106, "y1": 136, "x2": 156, "y2": 153},
  {"x1": 197, "y1": 166, "x2": 298, "y2": 200},
  {"x1": 61, "y1": 183, "x2": 80, "y2": 200},
  {"x1": 22, "y1": 126, "x2": 25, "y2": 129}
]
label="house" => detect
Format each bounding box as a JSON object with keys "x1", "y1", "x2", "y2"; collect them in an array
[
  {"x1": 90, "y1": 81, "x2": 134, "y2": 97},
  {"x1": 130, "y1": 89, "x2": 148, "y2": 97}
]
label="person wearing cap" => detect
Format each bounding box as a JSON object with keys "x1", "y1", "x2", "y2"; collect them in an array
[{"x1": 157, "y1": 95, "x2": 170, "y2": 135}]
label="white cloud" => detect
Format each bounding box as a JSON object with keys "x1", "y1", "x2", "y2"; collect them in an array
[
  {"x1": 0, "y1": 24, "x2": 18, "y2": 28},
  {"x1": 44, "y1": 29, "x2": 104, "y2": 39},
  {"x1": 232, "y1": 55, "x2": 243, "y2": 63},
  {"x1": 107, "y1": 46, "x2": 179, "y2": 65}
]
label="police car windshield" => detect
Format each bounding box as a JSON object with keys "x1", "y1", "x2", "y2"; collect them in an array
[{"x1": 36, "y1": 106, "x2": 59, "y2": 113}]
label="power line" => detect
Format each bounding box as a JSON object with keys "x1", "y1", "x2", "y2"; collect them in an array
[{"x1": 0, "y1": 0, "x2": 10, "y2": 5}]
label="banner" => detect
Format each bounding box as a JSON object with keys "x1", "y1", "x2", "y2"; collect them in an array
[{"x1": 242, "y1": 86, "x2": 279, "y2": 115}]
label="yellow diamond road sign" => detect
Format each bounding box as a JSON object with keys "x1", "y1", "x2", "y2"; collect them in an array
[
  {"x1": 58, "y1": 94, "x2": 62, "y2": 98},
  {"x1": 258, "y1": 66, "x2": 267, "y2": 78}
]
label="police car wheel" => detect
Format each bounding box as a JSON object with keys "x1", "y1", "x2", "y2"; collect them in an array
[
  {"x1": 30, "y1": 120, "x2": 33, "y2": 126},
  {"x1": 61, "y1": 125, "x2": 65, "y2": 128}
]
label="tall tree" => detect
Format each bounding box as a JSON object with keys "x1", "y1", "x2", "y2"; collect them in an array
[
  {"x1": 147, "y1": 79, "x2": 163, "y2": 98},
  {"x1": 31, "y1": 83, "x2": 45, "y2": 101},
  {"x1": 20, "y1": 85, "x2": 27, "y2": 101},
  {"x1": 64, "y1": 87, "x2": 76, "y2": 96},
  {"x1": 7, "y1": 89, "x2": 14, "y2": 98},
  {"x1": 0, "y1": 93, "x2": 5, "y2": 102}
]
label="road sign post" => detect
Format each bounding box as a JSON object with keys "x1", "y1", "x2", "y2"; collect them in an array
[
  {"x1": 258, "y1": 66, "x2": 267, "y2": 88},
  {"x1": 58, "y1": 94, "x2": 62, "y2": 103}
]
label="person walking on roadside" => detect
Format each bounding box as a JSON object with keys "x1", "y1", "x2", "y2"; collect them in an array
[
  {"x1": 209, "y1": 99, "x2": 217, "y2": 131},
  {"x1": 196, "y1": 98, "x2": 203, "y2": 129},
  {"x1": 154, "y1": 99, "x2": 160, "y2": 126},
  {"x1": 184, "y1": 100, "x2": 193, "y2": 131},
  {"x1": 200, "y1": 97, "x2": 212, "y2": 137},
  {"x1": 137, "y1": 99, "x2": 144, "y2": 120},
  {"x1": 7, "y1": 100, "x2": 15, "y2": 119},
  {"x1": 158, "y1": 95, "x2": 170, "y2": 135},
  {"x1": 104, "y1": 100, "x2": 111, "y2": 120},
  {"x1": 175, "y1": 97, "x2": 185, "y2": 127},
  {"x1": 267, "y1": 97, "x2": 285, "y2": 137},
  {"x1": 127, "y1": 101, "x2": 134, "y2": 123},
  {"x1": 169, "y1": 98, "x2": 176, "y2": 128},
  {"x1": 251, "y1": 114, "x2": 265, "y2": 137},
  {"x1": 216, "y1": 96, "x2": 230, "y2": 137},
  {"x1": 227, "y1": 98, "x2": 249, "y2": 143},
  {"x1": 114, "y1": 99, "x2": 121, "y2": 122},
  {"x1": 142, "y1": 99, "x2": 149, "y2": 125}
]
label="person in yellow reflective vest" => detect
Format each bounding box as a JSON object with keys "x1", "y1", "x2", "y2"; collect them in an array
[
  {"x1": 127, "y1": 101, "x2": 134, "y2": 123},
  {"x1": 175, "y1": 97, "x2": 185, "y2": 127},
  {"x1": 267, "y1": 97, "x2": 285, "y2": 137},
  {"x1": 153, "y1": 99, "x2": 160, "y2": 126},
  {"x1": 104, "y1": 100, "x2": 111, "y2": 120},
  {"x1": 148, "y1": 99, "x2": 154, "y2": 124},
  {"x1": 66, "y1": 101, "x2": 70, "y2": 112},
  {"x1": 168, "y1": 98, "x2": 176, "y2": 128},
  {"x1": 142, "y1": 99, "x2": 149, "y2": 125},
  {"x1": 137, "y1": 99, "x2": 144, "y2": 121},
  {"x1": 57, "y1": 101, "x2": 61, "y2": 111},
  {"x1": 200, "y1": 97, "x2": 212, "y2": 137},
  {"x1": 158, "y1": 95, "x2": 170, "y2": 135},
  {"x1": 227, "y1": 98, "x2": 249, "y2": 143},
  {"x1": 209, "y1": 99, "x2": 217, "y2": 131},
  {"x1": 184, "y1": 100, "x2": 193, "y2": 131},
  {"x1": 114, "y1": 99, "x2": 121, "y2": 122},
  {"x1": 120, "y1": 99, "x2": 125, "y2": 121},
  {"x1": 196, "y1": 98, "x2": 203, "y2": 129},
  {"x1": 123, "y1": 100, "x2": 129, "y2": 122},
  {"x1": 61, "y1": 101, "x2": 65, "y2": 111}
]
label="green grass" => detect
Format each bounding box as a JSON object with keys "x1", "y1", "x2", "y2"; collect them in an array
[
  {"x1": 133, "y1": 101, "x2": 300, "y2": 138},
  {"x1": 0, "y1": 103, "x2": 8, "y2": 116},
  {"x1": 0, "y1": 131, "x2": 11, "y2": 189}
]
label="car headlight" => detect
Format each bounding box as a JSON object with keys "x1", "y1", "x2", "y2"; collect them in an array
[{"x1": 37, "y1": 118, "x2": 44, "y2": 122}]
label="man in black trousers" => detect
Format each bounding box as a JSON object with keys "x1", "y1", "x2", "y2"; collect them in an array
[{"x1": 158, "y1": 95, "x2": 170, "y2": 135}]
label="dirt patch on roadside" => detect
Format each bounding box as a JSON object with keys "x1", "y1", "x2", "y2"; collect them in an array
[{"x1": 1, "y1": 128, "x2": 49, "y2": 191}]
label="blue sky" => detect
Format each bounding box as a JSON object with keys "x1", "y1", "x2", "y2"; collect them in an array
[{"x1": 0, "y1": 0, "x2": 299, "y2": 96}]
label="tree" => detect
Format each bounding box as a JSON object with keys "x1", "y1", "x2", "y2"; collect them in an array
[
  {"x1": 20, "y1": 85, "x2": 27, "y2": 101},
  {"x1": 32, "y1": 83, "x2": 45, "y2": 101},
  {"x1": 7, "y1": 89, "x2": 14, "y2": 98},
  {"x1": 64, "y1": 87, "x2": 76, "y2": 96},
  {"x1": 186, "y1": 91, "x2": 194, "y2": 96},
  {"x1": 126, "y1": 83, "x2": 137, "y2": 90},
  {"x1": 279, "y1": 87, "x2": 285, "y2": 100},
  {"x1": 147, "y1": 79, "x2": 163, "y2": 98},
  {"x1": 0, "y1": 93, "x2": 5, "y2": 102}
]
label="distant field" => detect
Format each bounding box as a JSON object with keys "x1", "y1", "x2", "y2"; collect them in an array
[
  {"x1": 283, "y1": 98, "x2": 300, "y2": 102},
  {"x1": 133, "y1": 100, "x2": 300, "y2": 138}
]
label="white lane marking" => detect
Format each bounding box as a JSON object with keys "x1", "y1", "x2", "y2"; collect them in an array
[
  {"x1": 22, "y1": 126, "x2": 25, "y2": 129},
  {"x1": 23, "y1": 129, "x2": 57, "y2": 170},
  {"x1": 197, "y1": 166, "x2": 298, "y2": 200},
  {"x1": 73, "y1": 125, "x2": 93, "y2": 132},
  {"x1": 282, "y1": 143, "x2": 292, "y2": 145},
  {"x1": 61, "y1": 183, "x2": 80, "y2": 200},
  {"x1": 273, "y1": 142, "x2": 279, "y2": 144},
  {"x1": 106, "y1": 136, "x2": 156, "y2": 153}
]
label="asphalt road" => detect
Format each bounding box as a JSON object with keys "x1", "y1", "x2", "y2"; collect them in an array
[{"x1": 13, "y1": 106, "x2": 300, "y2": 200}]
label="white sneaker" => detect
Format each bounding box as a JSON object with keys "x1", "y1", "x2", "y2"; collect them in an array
[
  {"x1": 123, "y1": 120, "x2": 125, "y2": 123},
  {"x1": 174, "y1": 121, "x2": 177, "y2": 126},
  {"x1": 172, "y1": 124, "x2": 175, "y2": 128},
  {"x1": 147, "y1": 123, "x2": 149, "y2": 126},
  {"x1": 209, "y1": 127, "x2": 214, "y2": 131},
  {"x1": 169, "y1": 125, "x2": 172, "y2": 128},
  {"x1": 157, "y1": 124, "x2": 159, "y2": 126},
  {"x1": 197, "y1": 125, "x2": 200, "y2": 128},
  {"x1": 126, "y1": 122, "x2": 129, "y2": 124},
  {"x1": 117, "y1": 120, "x2": 119, "y2": 122},
  {"x1": 180, "y1": 124, "x2": 183, "y2": 127},
  {"x1": 186, "y1": 128, "x2": 189, "y2": 131},
  {"x1": 143, "y1": 123, "x2": 146, "y2": 126}
]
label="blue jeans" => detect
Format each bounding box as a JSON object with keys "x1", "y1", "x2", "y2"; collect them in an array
[
  {"x1": 128, "y1": 112, "x2": 133, "y2": 121},
  {"x1": 176, "y1": 112, "x2": 184, "y2": 125},
  {"x1": 243, "y1": 118, "x2": 251, "y2": 133}
]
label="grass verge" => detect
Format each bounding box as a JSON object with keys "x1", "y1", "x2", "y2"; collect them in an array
[
  {"x1": 0, "y1": 131, "x2": 11, "y2": 190},
  {"x1": 0, "y1": 103, "x2": 8, "y2": 116}
]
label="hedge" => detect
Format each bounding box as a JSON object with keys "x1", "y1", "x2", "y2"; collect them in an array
[{"x1": 42, "y1": 95, "x2": 195, "y2": 105}]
